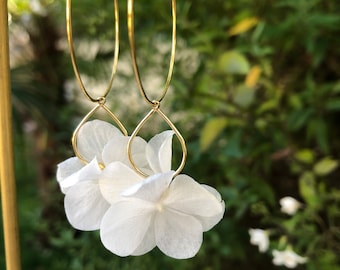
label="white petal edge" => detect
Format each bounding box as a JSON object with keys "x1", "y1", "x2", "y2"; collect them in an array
[
  {"x1": 155, "y1": 210, "x2": 203, "y2": 259},
  {"x1": 99, "y1": 162, "x2": 144, "y2": 204},
  {"x1": 102, "y1": 136, "x2": 148, "y2": 170},
  {"x1": 56, "y1": 157, "x2": 84, "y2": 183},
  {"x1": 146, "y1": 130, "x2": 174, "y2": 173},
  {"x1": 194, "y1": 184, "x2": 225, "y2": 231},
  {"x1": 122, "y1": 171, "x2": 174, "y2": 203},
  {"x1": 100, "y1": 199, "x2": 156, "y2": 257},
  {"x1": 57, "y1": 158, "x2": 101, "y2": 194},
  {"x1": 131, "y1": 222, "x2": 156, "y2": 256},
  {"x1": 65, "y1": 180, "x2": 110, "y2": 231},
  {"x1": 163, "y1": 174, "x2": 224, "y2": 218},
  {"x1": 77, "y1": 120, "x2": 123, "y2": 163}
]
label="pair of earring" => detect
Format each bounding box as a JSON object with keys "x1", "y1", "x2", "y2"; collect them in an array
[{"x1": 57, "y1": 0, "x2": 225, "y2": 259}]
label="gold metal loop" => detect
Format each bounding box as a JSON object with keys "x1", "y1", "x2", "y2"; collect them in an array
[
  {"x1": 72, "y1": 104, "x2": 128, "y2": 164},
  {"x1": 127, "y1": 105, "x2": 187, "y2": 178},
  {"x1": 127, "y1": 0, "x2": 177, "y2": 105},
  {"x1": 66, "y1": 0, "x2": 120, "y2": 102}
]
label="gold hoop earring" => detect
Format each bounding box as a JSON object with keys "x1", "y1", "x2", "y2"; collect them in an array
[
  {"x1": 126, "y1": 0, "x2": 187, "y2": 177},
  {"x1": 66, "y1": 0, "x2": 127, "y2": 164}
]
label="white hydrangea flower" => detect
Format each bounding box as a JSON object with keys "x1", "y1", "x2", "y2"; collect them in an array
[
  {"x1": 279, "y1": 196, "x2": 302, "y2": 215},
  {"x1": 56, "y1": 120, "x2": 148, "y2": 231},
  {"x1": 249, "y1": 228, "x2": 269, "y2": 253},
  {"x1": 99, "y1": 170, "x2": 225, "y2": 259},
  {"x1": 272, "y1": 249, "x2": 308, "y2": 268},
  {"x1": 56, "y1": 120, "x2": 120, "y2": 193}
]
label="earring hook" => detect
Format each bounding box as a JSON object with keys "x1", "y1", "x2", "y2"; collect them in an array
[
  {"x1": 127, "y1": 0, "x2": 176, "y2": 105},
  {"x1": 66, "y1": 0, "x2": 120, "y2": 102},
  {"x1": 67, "y1": 0, "x2": 128, "y2": 163}
]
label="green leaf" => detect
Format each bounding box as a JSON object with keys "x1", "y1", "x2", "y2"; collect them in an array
[
  {"x1": 307, "y1": 118, "x2": 329, "y2": 153},
  {"x1": 299, "y1": 171, "x2": 319, "y2": 209},
  {"x1": 313, "y1": 157, "x2": 338, "y2": 176},
  {"x1": 218, "y1": 51, "x2": 250, "y2": 75},
  {"x1": 326, "y1": 99, "x2": 340, "y2": 111},
  {"x1": 294, "y1": 149, "x2": 315, "y2": 164},
  {"x1": 256, "y1": 99, "x2": 277, "y2": 114},
  {"x1": 287, "y1": 109, "x2": 313, "y2": 131},
  {"x1": 224, "y1": 130, "x2": 243, "y2": 158},
  {"x1": 200, "y1": 117, "x2": 228, "y2": 152},
  {"x1": 233, "y1": 85, "x2": 255, "y2": 108}
]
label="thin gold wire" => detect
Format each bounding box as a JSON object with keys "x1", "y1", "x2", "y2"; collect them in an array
[
  {"x1": 127, "y1": 0, "x2": 177, "y2": 105},
  {"x1": 67, "y1": 0, "x2": 127, "y2": 164},
  {"x1": 72, "y1": 99, "x2": 128, "y2": 164},
  {"x1": 127, "y1": 0, "x2": 187, "y2": 178},
  {"x1": 66, "y1": 0, "x2": 119, "y2": 102},
  {"x1": 127, "y1": 103, "x2": 187, "y2": 178}
]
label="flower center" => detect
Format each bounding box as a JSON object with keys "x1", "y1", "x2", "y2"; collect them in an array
[
  {"x1": 156, "y1": 202, "x2": 164, "y2": 212},
  {"x1": 99, "y1": 162, "x2": 105, "y2": 170}
]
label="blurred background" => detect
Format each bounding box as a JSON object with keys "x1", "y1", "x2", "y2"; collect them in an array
[{"x1": 2, "y1": 0, "x2": 340, "y2": 269}]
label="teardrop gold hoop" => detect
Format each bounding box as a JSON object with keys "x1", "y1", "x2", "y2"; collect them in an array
[
  {"x1": 72, "y1": 98, "x2": 128, "y2": 164},
  {"x1": 67, "y1": 0, "x2": 127, "y2": 163},
  {"x1": 127, "y1": 0, "x2": 187, "y2": 177},
  {"x1": 127, "y1": 101, "x2": 187, "y2": 177}
]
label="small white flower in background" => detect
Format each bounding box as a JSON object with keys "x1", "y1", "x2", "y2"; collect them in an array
[
  {"x1": 99, "y1": 170, "x2": 225, "y2": 259},
  {"x1": 279, "y1": 196, "x2": 302, "y2": 215},
  {"x1": 248, "y1": 228, "x2": 269, "y2": 253},
  {"x1": 272, "y1": 249, "x2": 308, "y2": 268}
]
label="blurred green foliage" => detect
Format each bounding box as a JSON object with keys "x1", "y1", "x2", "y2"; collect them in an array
[{"x1": 2, "y1": 0, "x2": 340, "y2": 269}]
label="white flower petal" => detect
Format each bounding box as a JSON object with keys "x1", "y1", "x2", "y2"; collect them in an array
[
  {"x1": 57, "y1": 158, "x2": 101, "y2": 194},
  {"x1": 56, "y1": 157, "x2": 84, "y2": 182},
  {"x1": 99, "y1": 162, "x2": 144, "y2": 204},
  {"x1": 100, "y1": 199, "x2": 156, "y2": 257},
  {"x1": 64, "y1": 180, "x2": 109, "y2": 231},
  {"x1": 102, "y1": 136, "x2": 148, "y2": 169},
  {"x1": 122, "y1": 171, "x2": 174, "y2": 202},
  {"x1": 272, "y1": 249, "x2": 307, "y2": 268},
  {"x1": 195, "y1": 202, "x2": 225, "y2": 231},
  {"x1": 163, "y1": 174, "x2": 225, "y2": 218},
  {"x1": 146, "y1": 130, "x2": 174, "y2": 173},
  {"x1": 77, "y1": 158, "x2": 102, "y2": 181},
  {"x1": 194, "y1": 185, "x2": 225, "y2": 231},
  {"x1": 131, "y1": 222, "x2": 155, "y2": 256},
  {"x1": 279, "y1": 196, "x2": 301, "y2": 216},
  {"x1": 77, "y1": 120, "x2": 122, "y2": 163},
  {"x1": 155, "y1": 210, "x2": 203, "y2": 259},
  {"x1": 249, "y1": 228, "x2": 269, "y2": 253}
]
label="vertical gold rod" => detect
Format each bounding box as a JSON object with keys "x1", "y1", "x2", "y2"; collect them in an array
[{"x1": 0, "y1": 2, "x2": 22, "y2": 270}]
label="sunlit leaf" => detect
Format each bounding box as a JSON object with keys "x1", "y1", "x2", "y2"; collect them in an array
[
  {"x1": 294, "y1": 149, "x2": 315, "y2": 164},
  {"x1": 218, "y1": 51, "x2": 250, "y2": 75},
  {"x1": 256, "y1": 99, "x2": 277, "y2": 114},
  {"x1": 200, "y1": 117, "x2": 228, "y2": 152},
  {"x1": 245, "y1": 65, "x2": 262, "y2": 88},
  {"x1": 299, "y1": 171, "x2": 319, "y2": 209},
  {"x1": 313, "y1": 157, "x2": 338, "y2": 176},
  {"x1": 228, "y1": 17, "x2": 259, "y2": 36},
  {"x1": 233, "y1": 85, "x2": 255, "y2": 108}
]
